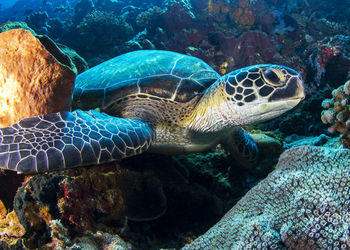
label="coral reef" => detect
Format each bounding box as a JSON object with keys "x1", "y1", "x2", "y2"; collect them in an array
[
  {"x1": 305, "y1": 35, "x2": 350, "y2": 86},
  {"x1": 0, "y1": 200, "x2": 26, "y2": 248},
  {"x1": 72, "y1": 0, "x2": 94, "y2": 26},
  {"x1": 208, "y1": 0, "x2": 231, "y2": 15},
  {"x1": 0, "y1": 29, "x2": 76, "y2": 127},
  {"x1": 162, "y1": 0, "x2": 195, "y2": 35},
  {"x1": 207, "y1": 0, "x2": 255, "y2": 30},
  {"x1": 0, "y1": 21, "x2": 36, "y2": 34},
  {"x1": 11, "y1": 163, "x2": 168, "y2": 247},
  {"x1": 47, "y1": 220, "x2": 130, "y2": 249},
  {"x1": 0, "y1": 22, "x2": 88, "y2": 74},
  {"x1": 231, "y1": 0, "x2": 255, "y2": 29},
  {"x1": 75, "y1": 10, "x2": 133, "y2": 58},
  {"x1": 312, "y1": 17, "x2": 350, "y2": 37},
  {"x1": 321, "y1": 80, "x2": 350, "y2": 148},
  {"x1": 25, "y1": 11, "x2": 49, "y2": 35},
  {"x1": 250, "y1": 132, "x2": 282, "y2": 156},
  {"x1": 7, "y1": 150, "x2": 249, "y2": 249},
  {"x1": 55, "y1": 43, "x2": 89, "y2": 74},
  {"x1": 283, "y1": 133, "x2": 340, "y2": 149},
  {"x1": 57, "y1": 164, "x2": 166, "y2": 233},
  {"x1": 219, "y1": 31, "x2": 275, "y2": 68},
  {"x1": 66, "y1": 231, "x2": 130, "y2": 249},
  {"x1": 183, "y1": 145, "x2": 350, "y2": 249},
  {"x1": 136, "y1": 6, "x2": 165, "y2": 29},
  {"x1": 14, "y1": 174, "x2": 63, "y2": 247},
  {"x1": 1, "y1": 0, "x2": 350, "y2": 248},
  {"x1": 0, "y1": 0, "x2": 348, "y2": 74},
  {"x1": 46, "y1": 18, "x2": 65, "y2": 40},
  {"x1": 121, "y1": 153, "x2": 228, "y2": 248}
]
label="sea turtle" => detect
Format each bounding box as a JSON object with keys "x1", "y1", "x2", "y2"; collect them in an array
[{"x1": 0, "y1": 50, "x2": 305, "y2": 173}]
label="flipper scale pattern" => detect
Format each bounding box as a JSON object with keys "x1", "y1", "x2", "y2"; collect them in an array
[{"x1": 0, "y1": 110, "x2": 154, "y2": 173}]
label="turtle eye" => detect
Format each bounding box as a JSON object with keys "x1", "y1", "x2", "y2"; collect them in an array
[{"x1": 263, "y1": 69, "x2": 280, "y2": 85}]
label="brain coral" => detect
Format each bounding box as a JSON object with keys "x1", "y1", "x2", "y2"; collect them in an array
[
  {"x1": 321, "y1": 80, "x2": 350, "y2": 148},
  {"x1": 183, "y1": 145, "x2": 350, "y2": 249}
]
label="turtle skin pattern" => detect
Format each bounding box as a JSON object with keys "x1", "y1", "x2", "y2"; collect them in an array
[{"x1": 0, "y1": 110, "x2": 154, "y2": 173}]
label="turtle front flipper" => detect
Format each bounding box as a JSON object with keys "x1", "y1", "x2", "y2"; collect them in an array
[
  {"x1": 221, "y1": 127, "x2": 258, "y2": 170},
  {"x1": 0, "y1": 110, "x2": 154, "y2": 173}
]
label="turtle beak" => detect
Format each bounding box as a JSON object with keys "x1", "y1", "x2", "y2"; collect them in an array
[
  {"x1": 286, "y1": 78, "x2": 305, "y2": 106},
  {"x1": 297, "y1": 79, "x2": 306, "y2": 100},
  {"x1": 268, "y1": 76, "x2": 305, "y2": 104},
  {"x1": 286, "y1": 98, "x2": 302, "y2": 108}
]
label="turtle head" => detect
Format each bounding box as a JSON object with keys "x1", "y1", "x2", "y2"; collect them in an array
[
  {"x1": 222, "y1": 64, "x2": 305, "y2": 125},
  {"x1": 188, "y1": 64, "x2": 304, "y2": 132}
]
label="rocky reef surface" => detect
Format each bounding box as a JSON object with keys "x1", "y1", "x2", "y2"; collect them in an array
[{"x1": 0, "y1": 0, "x2": 349, "y2": 248}]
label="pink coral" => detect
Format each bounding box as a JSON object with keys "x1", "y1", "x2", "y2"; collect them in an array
[
  {"x1": 306, "y1": 35, "x2": 350, "y2": 86},
  {"x1": 58, "y1": 175, "x2": 98, "y2": 233},
  {"x1": 219, "y1": 31, "x2": 275, "y2": 68},
  {"x1": 163, "y1": 0, "x2": 195, "y2": 33}
]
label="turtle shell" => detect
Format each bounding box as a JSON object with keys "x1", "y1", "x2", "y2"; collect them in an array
[{"x1": 72, "y1": 50, "x2": 219, "y2": 110}]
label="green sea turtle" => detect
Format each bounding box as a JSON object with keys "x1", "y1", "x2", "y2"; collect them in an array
[{"x1": 0, "y1": 50, "x2": 305, "y2": 173}]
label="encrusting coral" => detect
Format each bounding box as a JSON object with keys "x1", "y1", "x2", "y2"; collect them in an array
[
  {"x1": 207, "y1": 0, "x2": 255, "y2": 29},
  {"x1": 12, "y1": 163, "x2": 166, "y2": 246},
  {"x1": 0, "y1": 200, "x2": 26, "y2": 247},
  {"x1": 0, "y1": 201, "x2": 25, "y2": 238},
  {"x1": 305, "y1": 35, "x2": 350, "y2": 86},
  {"x1": 231, "y1": 0, "x2": 255, "y2": 29},
  {"x1": 183, "y1": 145, "x2": 350, "y2": 249},
  {"x1": 321, "y1": 80, "x2": 350, "y2": 148}
]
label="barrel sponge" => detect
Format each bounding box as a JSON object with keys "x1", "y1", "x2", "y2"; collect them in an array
[
  {"x1": 183, "y1": 145, "x2": 350, "y2": 249},
  {"x1": 321, "y1": 80, "x2": 350, "y2": 148}
]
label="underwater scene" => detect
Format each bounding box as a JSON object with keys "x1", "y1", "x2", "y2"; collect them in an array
[{"x1": 0, "y1": 0, "x2": 349, "y2": 249}]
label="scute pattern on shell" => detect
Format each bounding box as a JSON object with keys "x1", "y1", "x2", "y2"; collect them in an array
[
  {"x1": 183, "y1": 145, "x2": 350, "y2": 249},
  {"x1": 73, "y1": 50, "x2": 219, "y2": 110}
]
